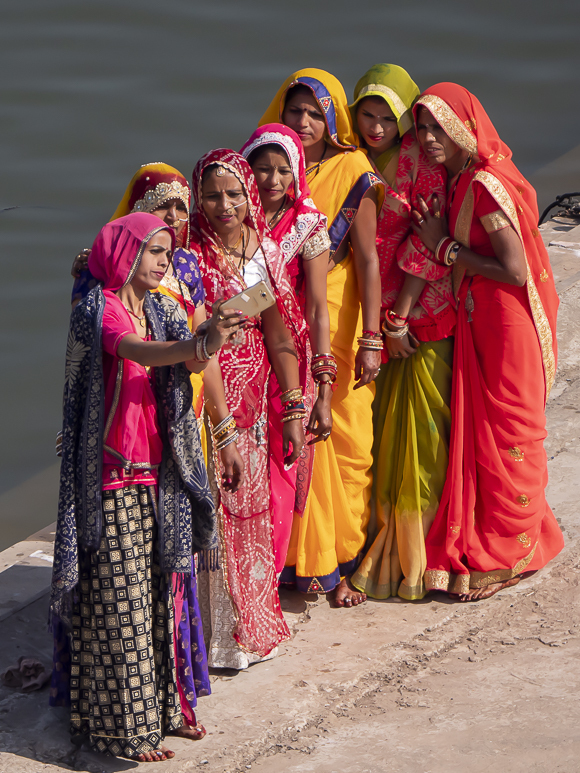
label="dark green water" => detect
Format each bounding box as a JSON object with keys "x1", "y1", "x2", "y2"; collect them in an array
[{"x1": 1, "y1": 0, "x2": 579, "y2": 548}]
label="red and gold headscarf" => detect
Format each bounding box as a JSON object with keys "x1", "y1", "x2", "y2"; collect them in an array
[
  {"x1": 111, "y1": 162, "x2": 191, "y2": 247},
  {"x1": 414, "y1": 83, "x2": 558, "y2": 396}
]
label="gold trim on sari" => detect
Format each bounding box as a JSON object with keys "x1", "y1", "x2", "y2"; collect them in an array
[
  {"x1": 473, "y1": 170, "x2": 556, "y2": 397},
  {"x1": 415, "y1": 94, "x2": 478, "y2": 155}
]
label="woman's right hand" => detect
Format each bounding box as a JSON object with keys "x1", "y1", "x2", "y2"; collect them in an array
[
  {"x1": 71, "y1": 248, "x2": 91, "y2": 278},
  {"x1": 202, "y1": 299, "x2": 249, "y2": 354},
  {"x1": 220, "y1": 441, "x2": 244, "y2": 492},
  {"x1": 386, "y1": 330, "x2": 419, "y2": 360}
]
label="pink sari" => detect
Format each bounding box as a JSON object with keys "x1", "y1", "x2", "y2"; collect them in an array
[
  {"x1": 191, "y1": 149, "x2": 307, "y2": 655},
  {"x1": 240, "y1": 124, "x2": 329, "y2": 569}
]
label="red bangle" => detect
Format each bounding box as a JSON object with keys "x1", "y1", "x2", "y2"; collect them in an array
[
  {"x1": 436, "y1": 237, "x2": 454, "y2": 264},
  {"x1": 386, "y1": 309, "x2": 408, "y2": 324},
  {"x1": 362, "y1": 329, "x2": 381, "y2": 340}
]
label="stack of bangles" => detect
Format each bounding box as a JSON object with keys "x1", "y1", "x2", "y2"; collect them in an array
[
  {"x1": 311, "y1": 352, "x2": 338, "y2": 384},
  {"x1": 382, "y1": 309, "x2": 409, "y2": 338},
  {"x1": 435, "y1": 236, "x2": 462, "y2": 266},
  {"x1": 194, "y1": 331, "x2": 215, "y2": 362},
  {"x1": 212, "y1": 414, "x2": 239, "y2": 450},
  {"x1": 357, "y1": 329, "x2": 383, "y2": 351},
  {"x1": 281, "y1": 387, "x2": 307, "y2": 423}
]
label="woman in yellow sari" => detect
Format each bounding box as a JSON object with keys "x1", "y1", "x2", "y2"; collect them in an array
[{"x1": 259, "y1": 69, "x2": 383, "y2": 606}]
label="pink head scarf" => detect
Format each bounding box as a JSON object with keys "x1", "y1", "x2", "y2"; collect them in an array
[
  {"x1": 88, "y1": 212, "x2": 176, "y2": 292},
  {"x1": 239, "y1": 123, "x2": 322, "y2": 243}
]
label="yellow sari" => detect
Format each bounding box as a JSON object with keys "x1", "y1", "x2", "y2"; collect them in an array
[{"x1": 260, "y1": 69, "x2": 383, "y2": 592}]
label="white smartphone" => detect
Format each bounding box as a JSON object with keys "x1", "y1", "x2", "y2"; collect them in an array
[{"x1": 220, "y1": 281, "x2": 276, "y2": 317}]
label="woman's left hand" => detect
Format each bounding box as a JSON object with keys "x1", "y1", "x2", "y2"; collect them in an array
[
  {"x1": 411, "y1": 193, "x2": 448, "y2": 253},
  {"x1": 220, "y1": 441, "x2": 244, "y2": 492},
  {"x1": 203, "y1": 299, "x2": 249, "y2": 353},
  {"x1": 282, "y1": 419, "x2": 306, "y2": 467},
  {"x1": 354, "y1": 348, "x2": 381, "y2": 389},
  {"x1": 306, "y1": 393, "x2": 333, "y2": 445}
]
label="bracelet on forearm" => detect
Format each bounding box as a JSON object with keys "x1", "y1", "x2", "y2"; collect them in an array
[
  {"x1": 357, "y1": 337, "x2": 383, "y2": 350},
  {"x1": 216, "y1": 429, "x2": 240, "y2": 451},
  {"x1": 281, "y1": 411, "x2": 307, "y2": 423},
  {"x1": 281, "y1": 387, "x2": 303, "y2": 404},
  {"x1": 435, "y1": 237, "x2": 451, "y2": 263},
  {"x1": 193, "y1": 332, "x2": 215, "y2": 362},
  {"x1": 213, "y1": 417, "x2": 237, "y2": 442},
  {"x1": 213, "y1": 414, "x2": 235, "y2": 436},
  {"x1": 312, "y1": 353, "x2": 337, "y2": 384},
  {"x1": 381, "y1": 320, "x2": 409, "y2": 338},
  {"x1": 444, "y1": 241, "x2": 462, "y2": 266},
  {"x1": 385, "y1": 309, "x2": 408, "y2": 326}
]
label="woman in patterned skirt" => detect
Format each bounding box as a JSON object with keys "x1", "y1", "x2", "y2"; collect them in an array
[
  {"x1": 51, "y1": 212, "x2": 243, "y2": 760},
  {"x1": 65, "y1": 162, "x2": 244, "y2": 739}
]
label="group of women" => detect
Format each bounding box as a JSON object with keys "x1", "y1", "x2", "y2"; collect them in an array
[{"x1": 50, "y1": 64, "x2": 564, "y2": 762}]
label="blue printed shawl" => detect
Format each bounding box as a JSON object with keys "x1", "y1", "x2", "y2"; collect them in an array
[{"x1": 51, "y1": 286, "x2": 216, "y2": 623}]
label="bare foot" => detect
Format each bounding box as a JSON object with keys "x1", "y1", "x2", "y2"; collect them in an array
[
  {"x1": 459, "y1": 575, "x2": 521, "y2": 602},
  {"x1": 334, "y1": 576, "x2": 366, "y2": 607},
  {"x1": 170, "y1": 721, "x2": 206, "y2": 741},
  {"x1": 134, "y1": 745, "x2": 175, "y2": 762}
]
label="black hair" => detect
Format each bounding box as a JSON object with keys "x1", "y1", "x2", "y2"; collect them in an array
[{"x1": 247, "y1": 143, "x2": 291, "y2": 168}]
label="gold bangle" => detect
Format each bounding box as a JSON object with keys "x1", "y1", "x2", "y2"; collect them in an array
[{"x1": 281, "y1": 387, "x2": 303, "y2": 404}]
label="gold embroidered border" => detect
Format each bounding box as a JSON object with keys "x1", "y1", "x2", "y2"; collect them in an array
[
  {"x1": 424, "y1": 542, "x2": 537, "y2": 593},
  {"x1": 473, "y1": 171, "x2": 556, "y2": 398},
  {"x1": 356, "y1": 83, "x2": 413, "y2": 133},
  {"x1": 415, "y1": 95, "x2": 478, "y2": 155},
  {"x1": 161, "y1": 273, "x2": 193, "y2": 302},
  {"x1": 480, "y1": 210, "x2": 511, "y2": 234}
]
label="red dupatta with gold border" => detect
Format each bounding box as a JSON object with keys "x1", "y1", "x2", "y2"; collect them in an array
[{"x1": 414, "y1": 84, "x2": 558, "y2": 399}]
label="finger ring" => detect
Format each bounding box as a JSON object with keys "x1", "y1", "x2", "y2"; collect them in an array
[
  {"x1": 417, "y1": 217, "x2": 425, "y2": 225},
  {"x1": 217, "y1": 314, "x2": 225, "y2": 321},
  {"x1": 434, "y1": 211, "x2": 442, "y2": 218},
  {"x1": 322, "y1": 431, "x2": 330, "y2": 438}
]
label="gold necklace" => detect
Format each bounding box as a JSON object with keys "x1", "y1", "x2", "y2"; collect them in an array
[
  {"x1": 268, "y1": 195, "x2": 289, "y2": 228},
  {"x1": 124, "y1": 304, "x2": 146, "y2": 327},
  {"x1": 305, "y1": 144, "x2": 329, "y2": 178},
  {"x1": 221, "y1": 227, "x2": 243, "y2": 255}
]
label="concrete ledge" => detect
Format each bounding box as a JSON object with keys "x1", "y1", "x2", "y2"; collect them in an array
[{"x1": 0, "y1": 522, "x2": 55, "y2": 622}]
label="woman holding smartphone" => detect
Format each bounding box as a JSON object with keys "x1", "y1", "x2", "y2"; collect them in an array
[{"x1": 191, "y1": 149, "x2": 307, "y2": 669}]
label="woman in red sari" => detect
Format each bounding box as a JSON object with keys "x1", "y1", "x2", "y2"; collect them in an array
[
  {"x1": 240, "y1": 123, "x2": 333, "y2": 571},
  {"x1": 412, "y1": 83, "x2": 563, "y2": 600},
  {"x1": 191, "y1": 149, "x2": 307, "y2": 668}
]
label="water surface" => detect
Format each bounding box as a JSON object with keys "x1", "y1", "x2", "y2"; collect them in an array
[{"x1": 1, "y1": 0, "x2": 579, "y2": 548}]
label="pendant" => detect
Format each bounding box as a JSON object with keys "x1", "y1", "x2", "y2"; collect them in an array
[{"x1": 465, "y1": 289, "x2": 475, "y2": 323}]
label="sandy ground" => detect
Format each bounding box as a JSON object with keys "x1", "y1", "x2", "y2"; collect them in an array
[{"x1": 1, "y1": 224, "x2": 580, "y2": 773}]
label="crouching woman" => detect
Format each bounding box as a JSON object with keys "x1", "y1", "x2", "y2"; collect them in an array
[{"x1": 50, "y1": 213, "x2": 244, "y2": 761}]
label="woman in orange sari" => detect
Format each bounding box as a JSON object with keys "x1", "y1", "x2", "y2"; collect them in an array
[{"x1": 412, "y1": 83, "x2": 563, "y2": 600}]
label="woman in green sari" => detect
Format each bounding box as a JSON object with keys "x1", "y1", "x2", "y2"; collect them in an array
[{"x1": 350, "y1": 64, "x2": 456, "y2": 600}]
